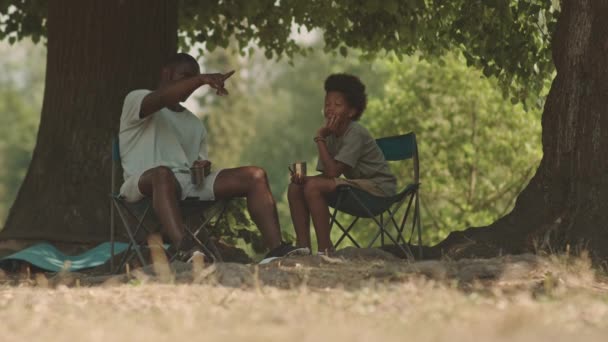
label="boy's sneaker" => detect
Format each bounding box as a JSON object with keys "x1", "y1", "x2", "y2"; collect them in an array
[{"x1": 259, "y1": 242, "x2": 310, "y2": 264}]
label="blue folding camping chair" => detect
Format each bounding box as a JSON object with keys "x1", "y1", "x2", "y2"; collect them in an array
[{"x1": 328, "y1": 132, "x2": 423, "y2": 259}]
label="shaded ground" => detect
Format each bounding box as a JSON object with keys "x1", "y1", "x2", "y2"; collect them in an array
[
  {"x1": 1, "y1": 248, "x2": 608, "y2": 341},
  {"x1": 1, "y1": 247, "x2": 607, "y2": 291}
]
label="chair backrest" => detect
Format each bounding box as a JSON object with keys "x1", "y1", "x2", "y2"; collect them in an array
[
  {"x1": 376, "y1": 132, "x2": 419, "y2": 183},
  {"x1": 111, "y1": 138, "x2": 121, "y2": 194}
]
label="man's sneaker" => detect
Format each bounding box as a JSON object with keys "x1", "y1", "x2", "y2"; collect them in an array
[
  {"x1": 186, "y1": 250, "x2": 207, "y2": 263},
  {"x1": 259, "y1": 242, "x2": 310, "y2": 264},
  {"x1": 175, "y1": 247, "x2": 208, "y2": 263}
]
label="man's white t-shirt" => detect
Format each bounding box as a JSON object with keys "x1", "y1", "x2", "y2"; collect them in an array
[{"x1": 119, "y1": 89, "x2": 208, "y2": 185}]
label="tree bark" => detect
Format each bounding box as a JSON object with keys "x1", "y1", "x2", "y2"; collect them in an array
[
  {"x1": 429, "y1": 0, "x2": 608, "y2": 261},
  {"x1": 0, "y1": 0, "x2": 177, "y2": 243}
]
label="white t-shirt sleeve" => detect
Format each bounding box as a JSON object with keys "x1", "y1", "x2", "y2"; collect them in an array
[
  {"x1": 120, "y1": 89, "x2": 153, "y2": 128},
  {"x1": 198, "y1": 124, "x2": 209, "y2": 161}
]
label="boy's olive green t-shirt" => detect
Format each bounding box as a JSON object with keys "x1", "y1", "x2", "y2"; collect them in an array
[{"x1": 316, "y1": 121, "x2": 397, "y2": 196}]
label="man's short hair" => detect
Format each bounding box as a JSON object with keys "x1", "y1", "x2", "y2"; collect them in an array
[
  {"x1": 163, "y1": 53, "x2": 200, "y2": 72},
  {"x1": 324, "y1": 73, "x2": 367, "y2": 120}
]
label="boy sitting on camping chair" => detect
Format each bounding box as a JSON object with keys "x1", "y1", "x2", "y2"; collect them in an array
[
  {"x1": 288, "y1": 74, "x2": 398, "y2": 255},
  {"x1": 119, "y1": 53, "x2": 306, "y2": 263}
]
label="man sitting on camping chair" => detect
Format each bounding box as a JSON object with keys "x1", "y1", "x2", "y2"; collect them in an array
[{"x1": 119, "y1": 53, "x2": 306, "y2": 262}]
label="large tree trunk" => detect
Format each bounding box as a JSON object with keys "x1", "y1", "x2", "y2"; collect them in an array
[
  {"x1": 0, "y1": 0, "x2": 177, "y2": 243},
  {"x1": 429, "y1": 0, "x2": 608, "y2": 261}
]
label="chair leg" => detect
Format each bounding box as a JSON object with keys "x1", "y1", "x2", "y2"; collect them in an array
[
  {"x1": 329, "y1": 193, "x2": 343, "y2": 232},
  {"x1": 334, "y1": 217, "x2": 361, "y2": 248},
  {"x1": 332, "y1": 191, "x2": 366, "y2": 249},
  {"x1": 330, "y1": 192, "x2": 352, "y2": 248},
  {"x1": 110, "y1": 197, "x2": 116, "y2": 273},
  {"x1": 113, "y1": 201, "x2": 144, "y2": 272},
  {"x1": 181, "y1": 200, "x2": 229, "y2": 263},
  {"x1": 349, "y1": 192, "x2": 414, "y2": 260},
  {"x1": 192, "y1": 201, "x2": 227, "y2": 237},
  {"x1": 212, "y1": 200, "x2": 229, "y2": 231},
  {"x1": 113, "y1": 200, "x2": 151, "y2": 273},
  {"x1": 405, "y1": 196, "x2": 418, "y2": 244},
  {"x1": 371, "y1": 207, "x2": 404, "y2": 248},
  {"x1": 400, "y1": 193, "x2": 415, "y2": 240},
  {"x1": 415, "y1": 192, "x2": 423, "y2": 259},
  {"x1": 402, "y1": 191, "x2": 424, "y2": 259},
  {"x1": 185, "y1": 229, "x2": 222, "y2": 263},
  {"x1": 364, "y1": 196, "x2": 411, "y2": 252},
  {"x1": 387, "y1": 208, "x2": 407, "y2": 246},
  {"x1": 380, "y1": 213, "x2": 385, "y2": 247}
]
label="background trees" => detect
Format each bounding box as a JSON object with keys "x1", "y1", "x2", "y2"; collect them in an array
[{"x1": 0, "y1": 41, "x2": 44, "y2": 222}]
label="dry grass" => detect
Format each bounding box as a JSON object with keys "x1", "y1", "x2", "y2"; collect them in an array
[{"x1": 1, "y1": 250, "x2": 608, "y2": 342}]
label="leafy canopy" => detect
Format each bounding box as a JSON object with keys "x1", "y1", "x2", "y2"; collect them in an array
[{"x1": 1, "y1": 0, "x2": 557, "y2": 104}]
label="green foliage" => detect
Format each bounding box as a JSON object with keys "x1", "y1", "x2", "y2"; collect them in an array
[
  {"x1": 212, "y1": 199, "x2": 268, "y2": 256},
  {"x1": 1, "y1": 1, "x2": 557, "y2": 105},
  {"x1": 0, "y1": 0, "x2": 46, "y2": 44},
  {"x1": 362, "y1": 53, "x2": 544, "y2": 244},
  {"x1": 0, "y1": 40, "x2": 44, "y2": 223},
  {"x1": 179, "y1": 0, "x2": 558, "y2": 106}
]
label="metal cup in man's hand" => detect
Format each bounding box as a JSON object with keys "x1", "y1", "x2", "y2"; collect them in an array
[
  {"x1": 190, "y1": 166, "x2": 204, "y2": 187},
  {"x1": 190, "y1": 166, "x2": 206, "y2": 187}
]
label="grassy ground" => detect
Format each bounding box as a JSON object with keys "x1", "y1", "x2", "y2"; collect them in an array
[{"x1": 1, "y1": 249, "x2": 608, "y2": 341}]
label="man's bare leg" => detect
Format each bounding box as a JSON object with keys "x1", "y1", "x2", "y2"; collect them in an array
[
  {"x1": 213, "y1": 166, "x2": 282, "y2": 250},
  {"x1": 137, "y1": 166, "x2": 185, "y2": 246},
  {"x1": 288, "y1": 183, "x2": 311, "y2": 249},
  {"x1": 302, "y1": 176, "x2": 337, "y2": 252}
]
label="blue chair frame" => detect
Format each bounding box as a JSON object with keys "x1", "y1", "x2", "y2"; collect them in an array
[{"x1": 328, "y1": 132, "x2": 423, "y2": 259}]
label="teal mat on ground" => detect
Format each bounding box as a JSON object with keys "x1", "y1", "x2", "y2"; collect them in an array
[{"x1": 0, "y1": 242, "x2": 129, "y2": 272}]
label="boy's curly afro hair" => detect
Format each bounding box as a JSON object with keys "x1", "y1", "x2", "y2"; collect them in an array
[{"x1": 324, "y1": 73, "x2": 367, "y2": 120}]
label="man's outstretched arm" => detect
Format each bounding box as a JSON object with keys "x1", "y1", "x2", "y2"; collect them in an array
[{"x1": 139, "y1": 71, "x2": 234, "y2": 118}]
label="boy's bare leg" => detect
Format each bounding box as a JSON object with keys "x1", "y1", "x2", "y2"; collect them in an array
[
  {"x1": 302, "y1": 176, "x2": 337, "y2": 252},
  {"x1": 137, "y1": 166, "x2": 185, "y2": 246},
  {"x1": 213, "y1": 166, "x2": 282, "y2": 250},
  {"x1": 288, "y1": 183, "x2": 311, "y2": 249}
]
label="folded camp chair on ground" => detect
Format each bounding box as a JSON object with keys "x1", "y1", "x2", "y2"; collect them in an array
[
  {"x1": 328, "y1": 132, "x2": 423, "y2": 259},
  {"x1": 109, "y1": 139, "x2": 227, "y2": 273},
  {"x1": 0, "y1": 242, "x2": 130, "y2": 273}
]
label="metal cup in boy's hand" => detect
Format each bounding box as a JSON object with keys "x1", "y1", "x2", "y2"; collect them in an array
[{"x1": 289, "y1": 161, "x2": 307, "y2": 184}]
